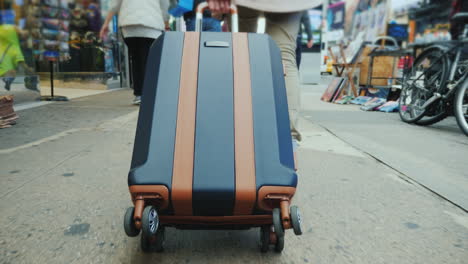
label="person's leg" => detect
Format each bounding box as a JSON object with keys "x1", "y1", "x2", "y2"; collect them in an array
[
  {"x1": 133, "y1": 37, "x2": 155, "y2": 97},
  {"x1": 263, "y1": 12, "x2": 302, "y2": 140},
  {"x1": 237, "y1": 6, "x2": 260, "y2": 33},
  {"x1": 124, "y1": 37, "x2": 137, "y2": 95},
  {"x1": 238, "y1": 8, "x2": 302, "y2": 140},
  {"x1": 2, "y1": 77, "x2": 14, "y2": 91},
  {"x1": 296, "y1": 34, "x2": 302, "y2": 69},
  {"x1": 2, "y1": 70, "x2": 16, "y2": 91},
  {"x1": 24, "y1": 76, "x2": 38, "y2": 91}
]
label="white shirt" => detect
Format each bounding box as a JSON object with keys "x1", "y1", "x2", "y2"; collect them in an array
[
  {"x1": 110, "y1": 0, "x2": 169, "y2": 39},
  {"x1": 121, "y1": 26, "x2": 162, "y2": 39}
]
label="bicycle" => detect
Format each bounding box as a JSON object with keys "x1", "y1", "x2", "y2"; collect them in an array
[
  {"x1": 399, "y1": 12, "x2": 468, "y2": 136},
  {"x1": 455, "y1": 76, "x2": 468, "y2": 136}
]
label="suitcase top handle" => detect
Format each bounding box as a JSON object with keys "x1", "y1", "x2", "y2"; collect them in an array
[{"x1": 195, "y1": 2, "x2": 266, "y2": 34}]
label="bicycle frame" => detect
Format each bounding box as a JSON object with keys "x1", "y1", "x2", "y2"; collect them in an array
[
  {"x1": 400, "y1": 22, "x2": 468, "y2": 125},
  {"x1": 444, "y1": 25, "x2": 468, "y2": 100},
  {"x1": 448, "y1": 24, "x2": 468, "y2": 83},
  {"x1": 444, "y1": 41, "x2": 468, "y2": 100},
  {"x1": 408, "y1": 37, "x2": 468, "y2": 107}
]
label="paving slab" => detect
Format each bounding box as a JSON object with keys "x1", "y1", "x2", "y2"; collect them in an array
[
  {"x1": 301, "y1": 84, "x2": 468, "y2": 211},
  {"x1": 1, "y1": 103, "x2": 466, "y2": 263}
]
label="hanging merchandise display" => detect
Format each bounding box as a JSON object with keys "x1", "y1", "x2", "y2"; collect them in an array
[
  {"x1": 327, "y1": 1, "x2": 345, "y2": 30},
  {"x1": 326, "y1": 1, "x2": 345, "y2": 41},
  {"x1": 349, "y1": 1, "x2": 388, "y2": 41},
  {"x1": 0, "y1": 0, "x2": 127, "y2": 107},
  {"x1": 409, "y1": 0, "x2": 453, "y2": 44},
  {"x1": 22, "y1": 0, "x2": 71, "y2": 67},
  {"x1": 60, "y1": 1, "x2": 104, "y2": 73}
]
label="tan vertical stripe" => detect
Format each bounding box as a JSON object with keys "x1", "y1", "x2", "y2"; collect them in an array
[
  {"x1": 232, "y1": 33, "x2": 256, "y2": 215},
  {"x1": 172, "y1": 32, "x2": 199, "y2": 216}
]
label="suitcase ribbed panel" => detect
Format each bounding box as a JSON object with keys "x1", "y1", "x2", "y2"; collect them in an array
[
  {"x1": 128, "y1": 32, "x2": 184, "y2": 187},
  {"x1": 247, "y1": 34, "x2": 297, "y2": 190},
  {"x1": 193, "y1": 32, "x2": 236, "y2": 216},
  {"x1": 232, "y1": 33, "x2": 257, "y2": 215},
  {"x1": 171, "y1": 32, "x2": 200, "y2": 216}
]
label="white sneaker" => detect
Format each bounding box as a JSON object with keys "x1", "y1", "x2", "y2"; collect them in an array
[
  {"x1": 133, "y1": 96, "x2": 141, "y2": 105},
  {"x1": 292, "y1": 139, "x2": 299, "y2": 152}
]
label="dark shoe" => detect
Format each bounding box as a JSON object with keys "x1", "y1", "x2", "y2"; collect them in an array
[
  {"x1": 3, "y1": 77, "x2": 14, "y2": 91},
  {"x1": 291, "y1": 128, "x2": 302, "y2": 142},
  {"x1": 24, "y1": 76, "x2": 39, "y2": 91}
]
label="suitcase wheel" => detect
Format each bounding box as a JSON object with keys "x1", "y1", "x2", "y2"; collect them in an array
[
  {"x1": 154, "y1": 226, "x2": 166, "y2": 252},
  {"x1": 272, "y1": 208, "x2": 285, "y2": 237},
  {"x1": 123, "y1": 207, "x2": 140, "y2": 237},
  {"x1": 274, "y1": 235, "x2": 284, "y2": 253},
  {"x1": 275, "y1": 201, "x2": 302, "y2": 236},
  {"x1": 142, "y1": 206, "x2": 159, "y2": 236},
  {"x1": 290, "y1": 206, "x2": 303, "y2": 236},
  {"x1": 259, "y1": 225, "x2": 270, "y2": 253},
  {"x1": 259, "y1": 225, "x2": 285, "y2": 253},
  {"x1": 141, "y1": 226, "x2": 165, "y2": 253},
  {"x1": 140, "y1": 206, "x2": 165, "y2": 253}
]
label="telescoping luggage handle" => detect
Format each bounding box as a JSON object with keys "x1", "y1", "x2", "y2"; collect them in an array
[{"x1": 195, "y1": 2, "x2": 266, "y2": 33}]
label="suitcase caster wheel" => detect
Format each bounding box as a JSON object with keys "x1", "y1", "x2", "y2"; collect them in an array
[
  {"x1": 259, "y1": 225, "x2": 270, "y2": 253},
  {"x1": 272, "y1": 208, "x2": 284, "y2": 237},
  {"x1": 154, "y1": 226, "x2": 166, "y2": 252},
  {"x1": 141, "y1": 226, "x2": 165, "y2": 253},
  {"x1": 290, "y1": 206, "x2": 302, "y2": 235},
  {"x1": 274, "y1": 234, "x2": 284, "y2": 253},
  {"x1": 142, "y1": 206, "x2": 159, "y2": 236},
  {"x1": 123, "y1": 207, "x2": 140, "y2": 237},
  {"x1": 140, "y1": 233, "x2": 153, "y2": 253}
]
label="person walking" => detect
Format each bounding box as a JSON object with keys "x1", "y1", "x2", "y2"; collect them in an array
[
  {"x1": 0, "y1": 25, "x2": 37, "y2": 91},
  {"x1": 100, "y1": 0, "x2": 169, "y2": 105},
  {"x1": 296, "y1": 10, "x2": 314, "y2": 69},
  {"x1": 206, "y1": 0, "x2": 321, "y2": 142}
]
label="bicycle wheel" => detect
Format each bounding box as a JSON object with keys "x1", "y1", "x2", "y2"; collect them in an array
[
  {"x1": 418, "y1": 58, "x2": 468, "y2": 126},
  {"x1": 454, "y1": 77, "x2": 468, "y2": 136},
  {"x1": 399, "y1": 48, "x2": 450, "y2": 123},
  {"x1": 415, "y1": 99, "x2": 449, "y2": 126}
]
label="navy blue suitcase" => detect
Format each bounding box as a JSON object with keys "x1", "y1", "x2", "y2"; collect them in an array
[{"x1": 124, "y1": 5, "x2": 302, "y2": 253}]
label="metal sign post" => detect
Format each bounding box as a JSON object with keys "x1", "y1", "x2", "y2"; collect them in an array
[{"x1": 40, "y1": 60, "x2": 68, "y2": 101}]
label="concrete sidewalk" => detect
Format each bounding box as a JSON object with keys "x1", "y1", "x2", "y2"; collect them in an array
[
  {"x1": 1, "y1": 82, "x2": 118, "y2": 107},
  {"x1": 0, "y1": 86, "x2": 467, "y2": 263},
  {"x1": 300, "y1": 80, "x2": 468, "y2": 211}
]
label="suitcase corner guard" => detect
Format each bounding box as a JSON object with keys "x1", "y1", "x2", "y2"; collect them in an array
[
  {"x1": 129, "y1": 185, "x2": 169, "y2": 229},
  {"x1": 257, "y1": 186, "x2": 296, "y2": 229}
]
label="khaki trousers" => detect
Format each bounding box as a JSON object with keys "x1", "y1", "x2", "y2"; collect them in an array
[{"x1": 237, "y1": 7, "x2": 302, "y2": 140}]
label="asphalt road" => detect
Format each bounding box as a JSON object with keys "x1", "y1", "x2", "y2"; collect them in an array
[{"x1": 1, "y1": 88, "x2": 467, "y2": 263}]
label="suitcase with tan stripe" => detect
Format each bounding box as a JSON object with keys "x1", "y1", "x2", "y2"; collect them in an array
[{"x1": 123, "y1": 3, "x2": 302, "y2": 253}]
